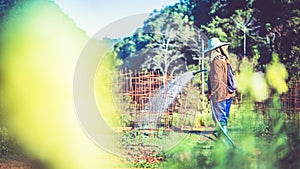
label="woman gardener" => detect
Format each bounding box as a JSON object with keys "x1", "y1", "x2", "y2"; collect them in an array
[{"x1": 203, "y1": 37, "x2": 236, "y2": 135}]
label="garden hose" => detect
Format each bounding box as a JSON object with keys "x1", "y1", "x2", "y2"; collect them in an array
[
  {"x1": 192, "y1": 68, "x2": 208, "y2": 76},
  {"x1": 210, "y1": 99, "x2": 235, "y2": 147}
]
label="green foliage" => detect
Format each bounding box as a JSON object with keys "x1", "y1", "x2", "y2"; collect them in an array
[
  {"x1": 202, "y1": 7, "x2": 259, "y2": 58},
  {"x1": 235, "y1": 52, "x2": 289, "y2": 103},
  {"x1": 114, "y1": 0, "x2": 299, "y2": 82},
  {"x1": 163, "y1": 94, "x2": 299, "y2": 168},
  {"x1": 114, "y1": 1, "x2": 299, "y2": 167},
  {"x1": 254, "y1": 95, "x2": 298, "y2": 169},
  {"x1": 236, "y1": 57, "x2": 269, "y2": 101},
  {"x1": 266, "y1": 53, "x2": 289, "y2": 94},
  {"x1": 187, "y1": 0, "x2": 300, "y2": 81},
  {"x1": 114, "y1": 2, "x2": 194, "y2": 63},
  {"x1": 201, "y1": 16, "x2": 230, "y2": 41},
  {"x1": 162, "y1": 136, "x2": 214, "y2": 169},
  {"x1": 0, "y1": 127, "x2": 24, "y2": 162},
  {"x1": 0, "y1": 127, "x2": 9, "y2": 157},
  {"x1": 113, "y1": 3, "x2": 207, "y2": 78}
]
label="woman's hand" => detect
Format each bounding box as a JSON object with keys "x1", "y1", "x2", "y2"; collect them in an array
[{"x1": 207, "y1": 94, "x2": 211, "y2": 101}]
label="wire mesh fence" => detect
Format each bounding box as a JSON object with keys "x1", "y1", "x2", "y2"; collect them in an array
[
  {"x1": 114, "y1": 68, "x2": 300, "y2": 133},
  {"x1": 113, "y1": 69, "x2": 200, "y2": 139},
  {"x1": 238, "y1": 80, "x2": 300, "y2": 126}
]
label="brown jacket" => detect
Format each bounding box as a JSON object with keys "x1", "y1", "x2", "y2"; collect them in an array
[{"x1": 208, "y1": 55, "x2": 234, "y2": 103}]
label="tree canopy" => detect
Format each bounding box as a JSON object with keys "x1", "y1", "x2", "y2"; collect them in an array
[{"x1": 112, "y1": 0, "x2": 299, "y2": 81}]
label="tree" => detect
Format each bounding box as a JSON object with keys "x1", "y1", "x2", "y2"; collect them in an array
[
  {"x1": 233, "y1": 9, "x2": 260, "y2": 57},
  {"x1": 253, "y1": 0, "x2": 300, "y2": 80},
  {"x1": 114, "y1": 3, "x2": 205, "y2": 80},
  {"x1": 141, "y1": 5, "x2": 198, "y2": 79}
]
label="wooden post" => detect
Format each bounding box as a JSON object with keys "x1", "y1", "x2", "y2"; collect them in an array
[{"x1": 201, "y1": 39, "x2": 205, "y2": 109}]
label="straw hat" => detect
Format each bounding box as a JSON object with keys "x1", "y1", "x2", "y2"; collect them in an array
[{"x1": 203, "y1": 37, "x2": 231, "y2": 54}]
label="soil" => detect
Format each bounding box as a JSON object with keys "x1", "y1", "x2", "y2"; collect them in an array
[
  {"x1": 0, "y1": 159, "x2": 46, "y2": 169},
  {"x1": 0, "y1": 127, "x2": 216, "y2": 169}
]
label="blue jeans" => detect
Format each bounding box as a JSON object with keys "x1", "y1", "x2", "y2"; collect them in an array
[{"x1": 211, "y1": 97, "x2": 232, "y2": 126}]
